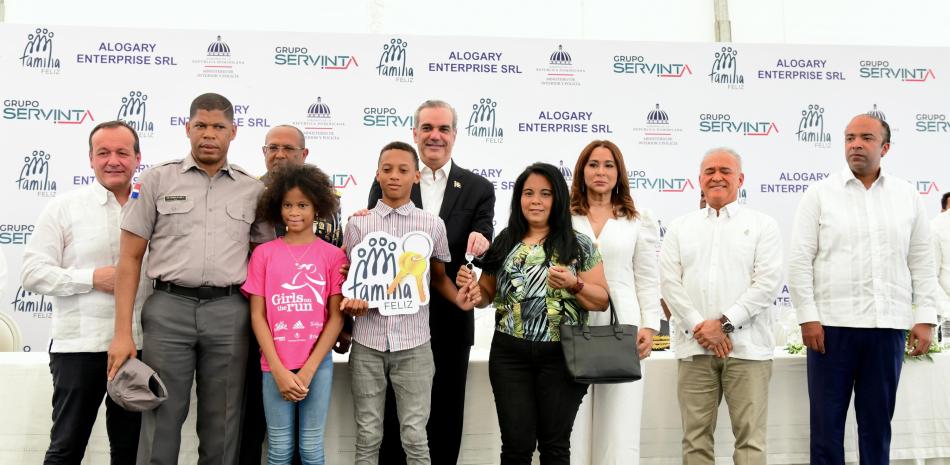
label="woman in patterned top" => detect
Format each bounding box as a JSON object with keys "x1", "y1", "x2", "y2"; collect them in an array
[{"x1": 455, "y1": 162, "x2": 609, "y2": 465}]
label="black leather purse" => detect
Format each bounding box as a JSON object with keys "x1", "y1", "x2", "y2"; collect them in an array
[{"x1": 559, "y1": 296, "x2": 642, "y2": 384}]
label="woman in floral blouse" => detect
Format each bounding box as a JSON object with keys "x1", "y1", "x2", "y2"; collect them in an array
[{"x1": 456, "y1": 162, "x2": 609, "y2": 465}]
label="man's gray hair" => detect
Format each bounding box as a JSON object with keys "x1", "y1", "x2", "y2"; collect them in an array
[
  {"x1": 414, "y1": 100, "x2": 457, "y2": 130},
  {"x1": 700, "y1": 147, "x2": 743, "y2": 172}
]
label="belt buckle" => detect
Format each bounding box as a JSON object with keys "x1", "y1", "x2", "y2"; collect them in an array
[{"x1": 197, "y1": 286, "x2": 216, "y2": 300}]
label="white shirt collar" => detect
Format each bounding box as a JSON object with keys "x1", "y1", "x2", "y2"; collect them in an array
[
  {"x1": 421, "y1": 159, "x2": 452, "y2": 181},
  {"x1": 840, "y1": 166, "x2": 887, "y2": 188},
  {"x1": 703, "y1": 200, "x2": 740, "y2": 219},
  {"x1": 90, "y1": 179, "x2": 120, "y2": 206}
]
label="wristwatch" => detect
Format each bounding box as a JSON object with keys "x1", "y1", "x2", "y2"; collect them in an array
[{"x1": 720, "y1": 315, "x2": 735, "y2": 334}]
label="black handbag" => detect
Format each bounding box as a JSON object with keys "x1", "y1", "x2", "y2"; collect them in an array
[{"x1": 559, "y1": 296, "x2": 642, "y2": 384}]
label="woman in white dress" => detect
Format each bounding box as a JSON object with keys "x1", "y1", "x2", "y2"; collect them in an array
[{"x1": 569, "y1": 140, "x2": 662, "y2": 465}]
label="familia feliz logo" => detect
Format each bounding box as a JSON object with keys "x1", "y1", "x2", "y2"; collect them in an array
[
  {"x1": 859, "y1": 60, "x2": 935, "y2": 82},
  {"x1": 20, "y1": 28, "x2": 60, "y2": 73},
  {"x1": 16, "y1": 150, "x2": 57, "y2": 197},
  {"x1": 3, "y1": 99, "x2": 94, "y2": 125},
  {"x1": 376, "y1": 38, "x2": 413, "y2": 82},
  {"x1": 699, "y1": 113, "x2": 778, "y2": 137},
  {"x1": 194, "y1": 35, "x2": 243, "y2": 78},
  {"x1": 537, "y1": 44, "x2": 585, "y2": 86},
  {"x1": 11, "y1": 286, "x2": 53, "y2": 319},
  {"x1": 466, "y1": 98, "x2": 504, "y2": 142},
  {"x1": 796, "y1": 104, "x2": 831, "y2": 147},
  {"x1": 343, "y1": 231, "x2": 435, "y2": 315},
  {"x1": 116, "y1": 91, "x2": 154, "y2": 136},
  {"x1": 709, "y1": 47, "x2": 744, "y2": 88}
]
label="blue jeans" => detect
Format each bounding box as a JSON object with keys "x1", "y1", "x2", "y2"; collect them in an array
[{"x1": 262, "y1": 352, "x2": 334, "y2": 465}]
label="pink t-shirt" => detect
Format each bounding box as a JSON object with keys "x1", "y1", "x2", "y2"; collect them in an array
[{"x1": 242, "y1": 237, "x2": 347, "y2": 372}]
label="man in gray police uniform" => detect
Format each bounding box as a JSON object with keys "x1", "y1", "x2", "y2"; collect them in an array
[{"x1": 108, "y1": 93, "x2": 273, "y2": 465}]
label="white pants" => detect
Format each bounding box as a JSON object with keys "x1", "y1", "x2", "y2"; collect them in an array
[{"x1": 568, "y1": 365, "x2": 647, "y2": 465}]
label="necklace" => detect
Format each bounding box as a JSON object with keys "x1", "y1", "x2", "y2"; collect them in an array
[
  {"x1": 522, "y1": 235, "x2": 547, "y2": 246},
  {"x1": 283, "y1": 238, "x2": 315, "y2": 266}
]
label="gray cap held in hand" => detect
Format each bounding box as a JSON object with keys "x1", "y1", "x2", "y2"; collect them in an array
[{"x1": 107, "y1": 357, "x2": 168, "y2": 412}]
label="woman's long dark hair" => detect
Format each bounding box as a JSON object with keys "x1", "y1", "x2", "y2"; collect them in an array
[{"x1": 481, "y1": 162, "x2": 585, "y2": 274}]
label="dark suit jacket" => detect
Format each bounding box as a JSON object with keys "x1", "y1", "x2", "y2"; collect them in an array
[{"x1": 368, "y1": 161, "x2": 495, "y2": 346}]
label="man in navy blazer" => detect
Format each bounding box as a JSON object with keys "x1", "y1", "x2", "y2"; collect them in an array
[{"x1": 370, "y1": 100, "x2": 495, "y2": 465}]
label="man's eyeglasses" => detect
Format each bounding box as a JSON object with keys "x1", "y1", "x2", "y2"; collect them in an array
[{"x1": 262, "y1": 145, "x2": 304, "y2": 155}]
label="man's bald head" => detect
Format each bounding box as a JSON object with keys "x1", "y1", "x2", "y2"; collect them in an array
[{"x1": 263, "y1": 125, "x2": 309, "y2": 172}]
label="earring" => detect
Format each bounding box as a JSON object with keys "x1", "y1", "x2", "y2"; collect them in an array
[{"x1": 580, "y1": 183, "x2": 586, "y2": 193}]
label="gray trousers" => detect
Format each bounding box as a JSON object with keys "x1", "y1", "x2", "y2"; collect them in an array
[
  {"x1": 136, "y1": 290, "x2": 249, "y2": 465},
  {"x1": 350, "y1": 341, "x2": 434, "y2": 465}
]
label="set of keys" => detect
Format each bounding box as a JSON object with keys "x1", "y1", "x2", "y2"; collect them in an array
[
  {"x1": 387, "y1": 251, "x2": 428, "y2": 300},
  {"x1": 386, "y1": 251, "x2": 477, "y2": 301}
]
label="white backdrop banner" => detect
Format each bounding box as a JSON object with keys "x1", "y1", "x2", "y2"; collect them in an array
[{"x1": 1, "y1": 24, "x2": 947, "y2": 352}]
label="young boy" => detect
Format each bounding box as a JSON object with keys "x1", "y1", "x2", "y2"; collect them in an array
[{"x1": 341, "y1": 141, "x2": 458, "y2": 465}]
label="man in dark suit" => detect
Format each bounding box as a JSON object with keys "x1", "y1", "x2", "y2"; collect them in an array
[{"x1": 370, "y1": 100, "x2": 495, "y2": 465}]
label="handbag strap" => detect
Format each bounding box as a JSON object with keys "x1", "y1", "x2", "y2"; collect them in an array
[{"x1": 605, "y1": 295, "x2": 620, "y2": 327}]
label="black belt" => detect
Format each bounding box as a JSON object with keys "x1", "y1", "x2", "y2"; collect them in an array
[{"x1": 154, "y1": 280, "x2": 241, "y2": 300}]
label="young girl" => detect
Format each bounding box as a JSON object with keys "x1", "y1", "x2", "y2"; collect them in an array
[{"x1": 242, "y1": 164, "x2": 347, "y2": 465}]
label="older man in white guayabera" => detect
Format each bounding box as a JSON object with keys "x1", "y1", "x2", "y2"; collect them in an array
[{"x1": 661, "y1": 147, "x2": 782, "y2": 465}]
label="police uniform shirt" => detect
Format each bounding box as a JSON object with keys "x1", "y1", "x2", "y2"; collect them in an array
[{"x1": 121, "y1": 155, "x2": 274, "y2": 288}]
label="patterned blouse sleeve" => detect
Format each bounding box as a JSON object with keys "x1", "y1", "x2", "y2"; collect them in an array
[{"x1": 574, "y1": 232, "x2": 602, "y2": 272}]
